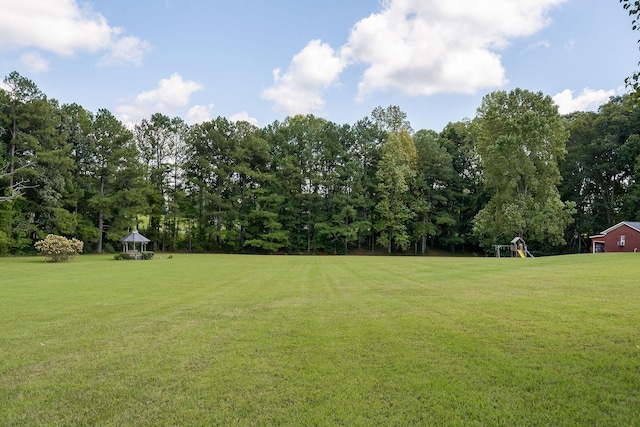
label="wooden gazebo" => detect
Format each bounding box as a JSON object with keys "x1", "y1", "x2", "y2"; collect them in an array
[{"x1": 120, "y1": 229, "x2": 150, "y2": 259}]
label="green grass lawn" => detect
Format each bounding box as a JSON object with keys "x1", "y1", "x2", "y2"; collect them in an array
[{"x1": 1, "y1": 253, "x2": 639, "y2": 426}]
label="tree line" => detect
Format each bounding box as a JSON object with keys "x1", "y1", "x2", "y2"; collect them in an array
[{"x1": 2, "y1": 71, "x2": 640, "y2": 256}]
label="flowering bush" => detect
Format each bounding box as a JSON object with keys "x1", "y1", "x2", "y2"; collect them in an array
[{"x1": 34, "y1": 234, "x2": 84, "y2": 262}]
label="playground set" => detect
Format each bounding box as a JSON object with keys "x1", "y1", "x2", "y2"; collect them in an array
[{"x1": 493, "y1": 236, "x2": 534, "y2": 258}]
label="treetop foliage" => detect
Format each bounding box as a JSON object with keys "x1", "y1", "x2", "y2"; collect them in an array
[
  {"x1": 621, "y1": 0, "x2": 640, "y2": 96},
  {"x1": 2, "y1": 70, "x2": 640, "y2": 256}
]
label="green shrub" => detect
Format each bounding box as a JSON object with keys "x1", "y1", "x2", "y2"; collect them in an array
[
  {"x1": 113, "y1": 252, "x2": 154, "y2": 261},
  {"x1": 34, "y1": 234, "x2": 84, "y2": 262}
]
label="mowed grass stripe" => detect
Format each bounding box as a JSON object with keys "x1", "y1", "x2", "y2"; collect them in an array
[{"x1": 1, "y1": 254, "x2": 639, "y2": 425}]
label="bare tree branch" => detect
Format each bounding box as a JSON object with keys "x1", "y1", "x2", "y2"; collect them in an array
[{"x1": 0, "y1": 164, "x2": 36, "y2": 203}]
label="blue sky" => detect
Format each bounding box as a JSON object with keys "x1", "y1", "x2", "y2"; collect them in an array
[{"x1": 0, "y1": 0, "x2": 637, "y2": 131}]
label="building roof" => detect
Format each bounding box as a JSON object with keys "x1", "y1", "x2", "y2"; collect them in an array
[
  {"x1": 120, "y1": 229, "x2": 150, "y2": 243},
  {"x1": 598, "y1": 221, "x2": 640, "y2": 236}
]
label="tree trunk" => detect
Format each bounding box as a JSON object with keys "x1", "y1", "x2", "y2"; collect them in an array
[
  {"x1": 9, "y1": 116, "x2": 17, "y2": 189},
  {"x1": 97, "y1": 209, "x2": 104, "y2": 253},
  {"x1": 97, "y1": 176, "x2": 105, "y2": 253},
  {"x1": 578, "y1": 232, "x2": 582, "y2": 253},
  {"x1": 9, "y1": 141, "x2": 15, "y2": 189}
]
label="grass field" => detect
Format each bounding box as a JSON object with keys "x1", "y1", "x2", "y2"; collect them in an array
[{"x1": 1, "y1": 253, "x2": 639, "y2": 426}]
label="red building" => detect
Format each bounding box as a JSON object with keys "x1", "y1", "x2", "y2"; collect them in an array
[{"x1": 590, "y1": 222, "x2": 640, "y2": 253}]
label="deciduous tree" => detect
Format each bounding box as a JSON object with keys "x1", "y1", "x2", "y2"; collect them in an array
[
  {"x1": 473, "y1": 89, "x2": 575, "y2": 249},
  {"x1": 375, "y1": 130, "x2": 417, "y2": 253},
  {"x1": 621, "y1": 0, "x2": 640, "y2": 99}
]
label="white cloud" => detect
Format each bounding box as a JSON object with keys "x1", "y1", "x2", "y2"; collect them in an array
[
  {"x1": 264, "y1": 0, "x2": 567, "y2": 112},
  {"x1": 229, "y1": 111, "x2": 259, "y2": 126},
  {"x1": 186, "y1": 104, "x2": 215, "y2": 125},
  {"x1": 19, "y1": 51, "x2": 50, "y2": 73},
  {"x1": 0, "y1": 0, "x2": 149, "y2": 66},
  {"x1": 261, "y1": 39, "x2": 347, "y2": 116},
  {"x1": 523, "y1": 40, "x2": 550, "y2": 53},
  {"x1": 345, "y1": 0, "x2": 568, "y2": 100},
  {"x1": 97, "y1": 35, "x2": 151, "y2": 67},
  {"x1": 552, "y1": 88, "x2": 616, "y2": 115},
  {"x1": 117, "y1": 73, "x2": 204, "y2": 125}
]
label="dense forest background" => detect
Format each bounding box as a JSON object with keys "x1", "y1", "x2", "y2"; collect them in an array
[{"x1": 2, "y1": 71, "x2": 640, "y2": 256}]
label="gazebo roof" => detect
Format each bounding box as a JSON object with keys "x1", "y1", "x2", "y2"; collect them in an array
[{"x1": 120, "y1": 229, "x2": 150, "y2": 243}]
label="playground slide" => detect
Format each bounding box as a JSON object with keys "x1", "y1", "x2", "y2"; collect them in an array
[{"x1": 516, "y1": 249, "x2": 525, "y2": 258}]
